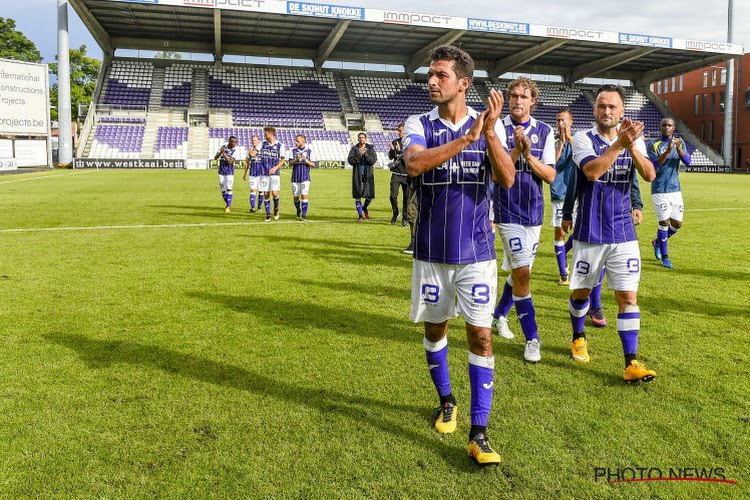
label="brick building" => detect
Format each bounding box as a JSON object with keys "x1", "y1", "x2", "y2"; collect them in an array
[{"x1": 651, "y1": 53, "x2": 750, "y2": 170}]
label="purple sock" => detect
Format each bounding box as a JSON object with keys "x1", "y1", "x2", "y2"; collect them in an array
[
  {"x1": 514, "y1": 294, "x2": 539, "y2": 341},
  {"x1": 250, "y1": 193, "x2": 256, "y2": 209},
  {"x1": 658, "y1": 227, "x2": 669, "y2": 257},
  {"x1": 221, "y1": 192, "x2": 227, "y2": 205},
  {"x1": 264, "y1": 199, "x2": 271, "y2": 215},
  {"x1": 569, "y1": 297, "x2": 590, "y2": 335},
  {"x1": 555, "y1": 241, "x2": 567, "y2": 277},
  {"x1": 591, "y1": 268, "x2": 605, "y2": 310},
  {"x1": 424, "y1": 337, "x2": 451, "y2": 398},
  {"x1": 355, "y1": 200, "x2": 363, "y2": 217},
  {"x1": 492, "y1": 280, "x2": 513, "y2": 319},
  {"x1": 226, "y1": 192, "x2": 233, "y2": 207},
  {"x1": 668, "y1": 225, "x2": 679, "y2": 238},
  {"x1": 273, "y1": 197, "x2": 280, "y2": 212},
  {"x1": 301, "y1": 200, "x2": 308, "y2": 217},
  {"x1": 617, "y1": 311, "x2": 640, "y2": 356},
  {"x1": 468, "y1": 353, "x2": 494, "y2": 427},
  {"x1": 564, "y1": 237, "x2": 573, "y2": 255}
]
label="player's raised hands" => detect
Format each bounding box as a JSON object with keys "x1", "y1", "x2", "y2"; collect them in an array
[
  {"x1": 483, "y1": 89, "x2": 504, "y2": 133},
  {"x1": 465, "y1": 110, "x2": 486, "y2": 143},
  {"x1": 617, "y1": 118, "x2": 643, "y2": 149}
]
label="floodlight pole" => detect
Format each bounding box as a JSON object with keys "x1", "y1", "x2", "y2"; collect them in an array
[
  {"x1": 723, "y1": 0, "x2": 734, "y2": 168},
  {"x1": 57, "y1": 0, "x2": 73, "y2": 166}
]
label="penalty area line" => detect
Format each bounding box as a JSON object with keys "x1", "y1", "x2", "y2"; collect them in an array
[{"x1": 0, "y1": 218, "x2": 354, "y2": 234}]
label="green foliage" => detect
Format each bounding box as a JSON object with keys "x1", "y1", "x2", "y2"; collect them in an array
[
  {"x1": 49, "y1": 45, "x2": 101, "y2": 122},
  {"x1": 0, "y1": 17, "x2": 42, "y2": 63},
  {"x1": 0, "y1": 169, "x2": 747, "y2": 497},
  {"x1": 154, "y1": 51, "x2": 182, "y2": 60}
]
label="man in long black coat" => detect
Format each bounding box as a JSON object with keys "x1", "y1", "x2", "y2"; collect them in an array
[{"x1": 348, "y1": 132, "x2": 377, "y2": 222}]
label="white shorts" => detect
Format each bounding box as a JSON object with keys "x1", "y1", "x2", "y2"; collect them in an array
[
  {"x1": 219, "y1": 174, "x2": 234, "y2": 192},
  {"x1": 497, "y1": 224, "x2": 542, "y2": 271},
  {"x1": 652, "y1": 192, "x2": 684, "y2": 222},
  {"x1": 550, "y1": 199, "x2": 577, "y2": 227},
  {"x1": 570, "y1": 240, "x2": 641, "y2": 292},
  {"x1": 270, "y1": 175, "x2": 281, "y2": 192},
  {"x1": 410, "y1": 259, "x2": 497, "y2": 328},
  {"x1": 249, "y1": 176, "x2": 260, "y2": 190},
  {"x1": 259, "y1": 175, "x2": 280, "y2": 192},
  {"x1": 292, "y1": 181, "x2": 311, "y2": 197}
]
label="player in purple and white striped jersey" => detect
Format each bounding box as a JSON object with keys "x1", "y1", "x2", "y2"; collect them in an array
[
  {"x1": 258, "y1": 127, "x2": 286, "y2": 222},
  {"x1": 568, "y1": 84, "x2": 657, "y2": 382},
  {"x1": 214, "y1": 135, "x2": 238, "y2": 213},
  {"x1": 404, "y1": 45, "x2": 515, "y2": 466},
  {"x1": 288, "y1": 134, "x2": 315, "y2": 221},
  {"x1": 490, "y1": 77, "x2": 556, "y2": 364},
  {"x1": 243, "y1": 135, "x2": 263, "y2": 213}
]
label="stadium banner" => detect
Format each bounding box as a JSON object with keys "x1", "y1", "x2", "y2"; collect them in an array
[
  {"x1": 619, "y1": 32, "x2": 672, "y2": 49},
  {"x1": 673, "y1": 39, "x2": 743, "y2": 55},
  {"x1": 531, "y1": 23, "x2": 618, "y2": 43},
  {"x1": 466, "y1": 18, "x2": 529, "y2": 35},
  {"x1": 157, "y1": 0, "x2": 287, "y2": 13},
  {"x1": 317, "y1": 160, "x2": 344, "y2": 168},
  {"x1": 13, "y1": 139, "x2": 48, "y2": 167},
  {"x1": 684, "y1": 165, "x2": 730, "y2": 173},
  {"x1": 366, "y1": 9, "x2": 466, "y2": 30},
  {"x1": 209, "y1": 159, "x2": 248, "y2": 169},
  {"x1": 0, "y1": 138, "x2": 14, "y2": 171},
  {"x1": 287, "y1": 2, "x2": 364, "y2": 20},
  {"x1": 74, "y1": 158, "x2": 185, "y2": 169},
  {"x1": 0, "y1": 58, "x2": 50, "y2": 136}
]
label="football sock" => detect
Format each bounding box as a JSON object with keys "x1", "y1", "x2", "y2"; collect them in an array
[
  {"x1": 226, "y1": 191, "x2": 232, "y2": 207},
  {"x1": 294, "y1": 199, "x2": 301, "y2": 213},
  {"x1": 492, "y1": 277, "x2": 513, "y2": 319},
  {"x1": 658, "y1": 226, "x2": 669, "y2": 257},
  {"x1": 668, "y1": 224, "x2": 680, "y2": 238},
  {"x1": 363, "y1": 199, "x2": 371, "y2": 212},
  {"x1": 591, "y1": 268, "x2": 605, "y2": 310},
  {"x1": 264, "y1": 199, "x2": 271, "y2": 216},
  {"x1": 570, "y1": 297, "x2": 590, "y2": 340},
  {"x1": 273, "y1": 196, "x2": 280, "y2": 212},
  {"x1": 468, "y1": 352, "x2": 494, "y2": 429},
  {"x1": 355, "y1": 200, "x2": 364, "y2": 218},
  {"x1": 301, "y1": 200, "x2": 308, "y2": 217},
  {"x1": 513, "y1": 294, "x2": 539, "y2": 341},
  {"x1": 564, "y1": 236, "x2": 573, "y2": 255},
  {"x1": 555, "y1": 240, "x2": 567, "y2": 277},
  {"x1": 221, "y1": 191, "x2": 227, "y2": 205},
  {"x1": 618, "y1": 306, "x2": 640, "y2": 368},
  {"x1": 424, "y1": 337, "x2": 451, "y2": 399},
  {"x1": 250, "y1": 193, "x2": 256, "y2": 209},
  {"x1": 469, "y1": 425, "x2": 486, "y2": 441}
]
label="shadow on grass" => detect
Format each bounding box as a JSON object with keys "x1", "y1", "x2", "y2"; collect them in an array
[{"x1": 44, "y1": 332, "x2": 481, "y2": 471}]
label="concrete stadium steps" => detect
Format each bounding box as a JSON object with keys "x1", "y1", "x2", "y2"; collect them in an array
[
  {"x1": 148, "y1": 67, "x2": 165, "y2": 111},
  {"x1": 191, "y1": 67, "x2": 208, "y2": 109},
  {"x1": 188, "y1": 127, "x2": 208, "y2": 160}
]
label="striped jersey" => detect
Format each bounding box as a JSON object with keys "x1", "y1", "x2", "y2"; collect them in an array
[
  {"x1": 646, "y1": 136, "x2": 690, "y2": 194},
  {"x1": 493, "y1": 115, "x2": 555, "y2": 226},
  {"x1": 249, "y1": 147, "x2": 263, "y2": 177},
  {"x1": 290, "y1": 146, "x2": 313, "y2": 182},
  {"x1": 259, "y1": 140, "x2": 285, "y2": 176},
  {"x1": 550, "y1": 140, "x2": 575, "y2": 201},
  {"x1": 403, "y1": 106, "x2": 508, "y2": 265},
  {"x1": 572, "y1": 127, "x2": 648, "y2": 244},
  {"x1": 218, "y1": 145, "x2": 236, "y2": 176}
]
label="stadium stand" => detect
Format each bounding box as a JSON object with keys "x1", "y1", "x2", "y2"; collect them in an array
[{"x1": 79, "y1": 59, "x2": 719, "y2": 167}]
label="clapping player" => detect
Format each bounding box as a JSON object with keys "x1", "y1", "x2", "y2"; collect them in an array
[
  {"x1": 214, "y1": 135, "x2": 237, "y2": 213},
  {"x1": 289, "y1": 134, "x2": 315, "y2": 221},
  {"x1": 243, "y1": 135, "x2": 263, "y2": 213}
]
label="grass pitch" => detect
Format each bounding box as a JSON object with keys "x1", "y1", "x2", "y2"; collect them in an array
[{"x1": 0, "y1": 168, "x2": 748, "y2": 498}]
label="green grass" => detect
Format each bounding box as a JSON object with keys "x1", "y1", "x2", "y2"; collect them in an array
[{"x1": 0, "y1": 168, "x2": 748, "y2": 498}]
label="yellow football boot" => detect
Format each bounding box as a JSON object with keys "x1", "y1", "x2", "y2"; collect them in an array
[
  {"x1": 571, "y1": 337, "x2": 590, "y2": 363},
  {"x1": 623, "y1": 360, "x2": 656, "y2": 382},
  {"x1": 433, "y1": 403, "x2": 457, "y2": 434},
  {"x1": 225, "y1": 207, "x2": 231, "y2": 213},
  {"x1": 468, "y1": 433, "x2": 501, "y2": 466}
]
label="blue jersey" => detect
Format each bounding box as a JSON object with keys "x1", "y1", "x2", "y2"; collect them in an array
[
  {"x1": 249, "y1": 147, "x2": 263, "y2": 177},
  {"x1": 290, "y1": 146, "x2": 313, "y2": 182},
  {"x1": 259, "y1": 140, "x2": 285, "y2": 176},
  {"x1": 550, "y1": 140, "x2": 575, "y2": 201},
  {"x1": 218, "y1": 145, "x2": 237, "y2": 176},
  {"x1": 404, "y1": 106, "x2": 508, "y2": 265},
  {"x1": 647, "y1": 136, "x2": 690, "y2": 194},
  {"x1": 493, "y1": 115, "x2": 555, "y2": 226},
  {"x1": 572, "y1": 127, "x2": 648, "y2": 244}
]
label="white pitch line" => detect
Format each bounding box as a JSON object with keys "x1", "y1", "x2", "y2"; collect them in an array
[
  {"x1": 0, "y1": 218, "x2": 354, "y2": 234},
  {"x1": 0, "y1": 170, "x2": 97, "y2": 185},
  {"x1": 643, "y1": 207, "x2": 750, "y2": 213}
]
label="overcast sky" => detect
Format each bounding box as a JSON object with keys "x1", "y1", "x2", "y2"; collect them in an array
[{"x1": 4, "y1": 0, "x2": 748, "y2": 63}]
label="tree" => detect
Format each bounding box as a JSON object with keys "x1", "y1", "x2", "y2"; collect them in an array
[
  {"x1": 0, "y1": 17, "x2": 42, "y2": 63},
  {"x1": 49, "y1": 45, "x2": 101, "y2": 122},
  {"x1": 154, "y1": 51, "x2": 182, "y2": 60}
]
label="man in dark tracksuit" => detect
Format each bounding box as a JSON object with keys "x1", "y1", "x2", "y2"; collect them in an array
[
  {"x1": 348, "y1": 132, "x2": 377, "y2": 222},
  {"x1": 388, "y1": 122, "x2": 408, "y2": 226}
]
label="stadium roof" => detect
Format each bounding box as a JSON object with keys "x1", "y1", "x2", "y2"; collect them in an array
[{"x1": 71, "y1": 0, "x2": 744, "y2": 86}]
